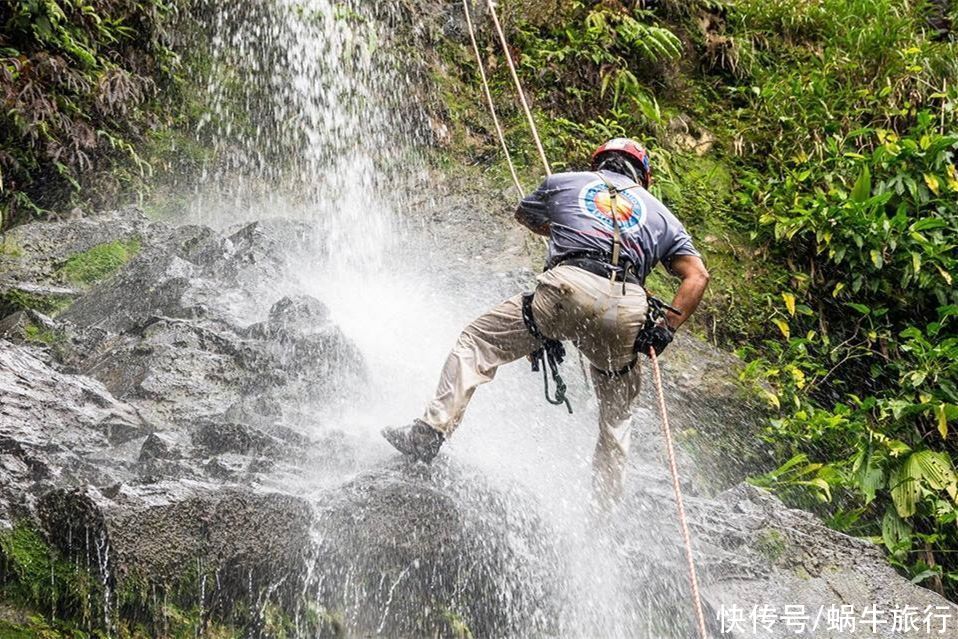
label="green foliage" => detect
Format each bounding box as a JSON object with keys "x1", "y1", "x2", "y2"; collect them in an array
[
  {"x1": 58, "y1": 239, "x2": 140, "y2": 285},
  {"x1": 0, "y1": 526, "x2": 99, "y2": 628},
  {"x1": 23, "y1": 322, "x2": 65, "y2": 346},
  {"x1": 507, "y1": 1, "x2": 683, "y2": 169},
  {"x1": 718, "y1": 0, "x2": 958, "y2": 597},
  {"x1": 0, "y1": 289, "x2": 73, "y2": 316},
  {"x1": 0, "y1": 0, "x2": 182, "y2": 229}
]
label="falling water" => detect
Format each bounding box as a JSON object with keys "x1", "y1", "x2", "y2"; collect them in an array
[{"x1": 182, "y1": 1, "x2": 708, "y2": 637}]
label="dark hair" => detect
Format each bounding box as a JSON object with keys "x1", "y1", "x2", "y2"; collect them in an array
[{"x1": 594, "y1": 152, "x2": 646, "y2": 185}]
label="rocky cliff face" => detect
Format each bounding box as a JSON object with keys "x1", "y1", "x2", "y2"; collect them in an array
[{"x1": 2, "y1": 208, "x2": 955, "y2": 637}]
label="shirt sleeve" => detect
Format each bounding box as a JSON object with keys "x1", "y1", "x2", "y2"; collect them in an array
[
  {"x1": 516, "y1": 177, "x2": 555, "y2": 229},
  {"x1": 659, "y1": 209, "x2": 701, "y2": 274}
]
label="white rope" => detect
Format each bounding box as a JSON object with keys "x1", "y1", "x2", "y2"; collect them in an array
[
  {"x1": 462, "y1": 0, "x2": 524, "y2": 199},
  {"x1": 485, "y1": 0, "x2": 552, "y2": 177},
  {"x1": 650, "y1": 348, "x2": 709, "y2": 639}
]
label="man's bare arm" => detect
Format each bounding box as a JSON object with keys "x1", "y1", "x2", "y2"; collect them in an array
[
  {"x1": 515, "y1": 206, "x2": 550, "y2": 236},
  {"x1": 664, "y1": 255, "x2": 710, "y2": 331}
]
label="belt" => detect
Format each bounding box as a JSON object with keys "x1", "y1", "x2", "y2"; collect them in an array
[{"x1": 554, "y1": 254, "x2": 642, "y2": 285}]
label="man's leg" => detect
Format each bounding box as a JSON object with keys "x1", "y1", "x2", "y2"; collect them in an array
[
  {"x1": 589, "y1": 362, "x2": 643, "y2": 508},
  {"x1": 421, "y1": 294, "x2": 540, "y2": 435}
]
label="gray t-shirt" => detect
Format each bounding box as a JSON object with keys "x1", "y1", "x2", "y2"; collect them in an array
[{"x1": 517, "y1": 170, "x2": 700, "y2": 283}]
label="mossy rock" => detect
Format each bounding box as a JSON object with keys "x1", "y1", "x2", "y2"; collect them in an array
[
  {"x1": 57, "y1": 239, "x2": 141, "y2": 287},
  {"x1": 754, "y1": 527, "x2": 789, "y2": 564},
  {"x1": 0, "y1": 289, "x2": 74, "y2": 318}
]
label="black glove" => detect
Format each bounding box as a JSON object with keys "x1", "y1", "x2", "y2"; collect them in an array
[{"x1": 635, "y1": 323, "x2": 674, "y2": 357}]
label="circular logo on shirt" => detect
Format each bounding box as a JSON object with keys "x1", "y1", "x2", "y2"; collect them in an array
[{"x1": 579, "y1": 180, "x2": 647, "y2": 230}]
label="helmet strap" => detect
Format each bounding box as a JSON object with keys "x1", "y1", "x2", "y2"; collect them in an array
[{"x1": 596, "y1": 155, "x2": 642, "y2": 186}]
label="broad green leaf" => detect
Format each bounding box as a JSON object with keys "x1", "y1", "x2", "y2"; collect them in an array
[
  {"x1": 882, "y1": 507, "x2": 912, "y2": 552},
  {"x1": 860, "y1": 463, "x2": 885, "y2": 505},
  {"x1": 884, "y1": 439, "x2": 913, "y2": 457},
  {"x1": 923, "y1": 173, "x2": 941, "y2": 196},
  {"x1": 911, "y1": 218, "x2": 948, "y2": 232},
  {"x1": 911, "y1": 570, "x2": 940, "y2": 585},
  {"x1": 890, "y1": 457, "x2": 921, "y2": 518},
  {"x1": 870, "y1": 249, "x2": 883, "y2": 269},
  {"x1": 851, "y1": 165, "x2": 871, "y2": 202},
  {"x1": 772, "y1": 453, "x2": 809, "y2": 477},
  {"x1": 791, "y1": 367, "x2": 806, "y2": 389},
  {"x1": 935, "y1": 264, "x2": 953, "y2": 286},
  {"x1": 947, "y1": 164, "x2": 958, "y2": 191},
  {"x1": 764, "y1": 391, "x2": 781, "y2": 410},
  {"x1": 912, "y1": 450, "x2": 957, "y2": 495},
  {"x1": 847, "y1": 302, "x2": 871, "y2": 315},
  {"x1": 782, "y1": 292, "x2": 796, "y2": 317}
]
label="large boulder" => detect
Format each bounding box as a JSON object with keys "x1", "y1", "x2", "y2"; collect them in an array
[
  {"x1": 0, "y1": 208, "x2": 154, "y2": 317},
  {"x1": 37, "y1": 484, "x2": 316, "y2": 635},
  {"x1": 311, "y1": 461, "x2": 562, "y2": 638}
]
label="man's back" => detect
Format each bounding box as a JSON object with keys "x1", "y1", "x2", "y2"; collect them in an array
[{"x1": 518, "y1": 170, "x2": 699, "y2": 282}]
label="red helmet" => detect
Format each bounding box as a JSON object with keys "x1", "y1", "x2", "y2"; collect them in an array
[{"x1": 591, "y1": 138, "x2": 652, "y2": 187}]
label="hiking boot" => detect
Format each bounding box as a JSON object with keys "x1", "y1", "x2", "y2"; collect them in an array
[{"x1": 381, "y1": 419, "x2": 445, "y2": 463}]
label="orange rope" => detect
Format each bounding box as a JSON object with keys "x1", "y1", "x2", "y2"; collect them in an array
[{"x1": 650, "y1": 348, "x2": 709, "y2": 639}]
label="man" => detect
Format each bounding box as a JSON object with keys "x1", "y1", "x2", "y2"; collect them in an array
[{"x1": 383, "y1": 138, "x2": 710, "y2": 504}]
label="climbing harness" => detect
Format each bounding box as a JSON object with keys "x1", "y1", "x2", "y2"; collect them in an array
[
  {"x1": 461, "y1": 7, "x2": 708, "y2": 635},
  {"x1": 521, "y1": 293, "x2": 572, "y2": 413},
  {"x1": 593, "y1": 170, "x2": 646, "y2": 293}
]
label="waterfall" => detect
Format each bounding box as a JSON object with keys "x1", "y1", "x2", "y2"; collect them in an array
[
  {"x1": 189, "y1": 0, "x2": 428, "y2": 270},
  {"x1": 181, "y1": 2, "x2": 704, "y2": 636}
]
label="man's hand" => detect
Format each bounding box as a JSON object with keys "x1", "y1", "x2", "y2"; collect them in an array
[
  {"x1": 663, "y1": 255, "x2": 709, "y2": 332},
  {"x1": 635, "y1": 323, "x2": 674, "y2": 357}
]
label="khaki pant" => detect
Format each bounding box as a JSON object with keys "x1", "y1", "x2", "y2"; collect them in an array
[{"x1": 422, "y1": 265, "x2": 648, "y2": 504}]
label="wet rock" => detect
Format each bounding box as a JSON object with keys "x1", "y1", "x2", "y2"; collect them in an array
[
  {"x1": 0, "y1": 340, "x2": 148, "y2": 522},
  {"x1": 0, "y1": 208, "x2": 154, "y2": 288},
  {"x1": 263, "y1": 295, "x2": 330, "y2": 336},
  {"x1": 192, "y1": 421, "x2": 279, "y2": 457},
  {"x1": 53, "y1": 217, "x2": 364, "y2": 430},
  {"x1": 0, "y1": 309, "x2": 57, "y2": 342},
  {"x1": 613, "y1": 471, "x2": 958, "y2": 638},
  {"x1": 138, "y1": 432, "x2": 182, "y2": 462},
  {"x1": 701, "y1": 484, "x2": 958, "y2": 638},
  {"x1": 312, "y1": 461, "x2": 561, "y2": 638},
  {"x1": 634, "y1": 331, "x2": 774, "y2": 492},
  {"x1": 37, "y1": 484, "x2": 315, "y2": 624}
]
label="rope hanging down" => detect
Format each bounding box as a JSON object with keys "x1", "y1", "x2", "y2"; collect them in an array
[
  {"x1": 462, "y1": 0, "x2": 523, "y2": 198},
  {"x1": 465, "y1": 3, "x2": 710, "y2": 637},
  {"x1": 651, "y1": 348, "x2": 710, "y2": 639},
  {"x1": 485, "y1": 0, "x2": 552, "y2": 177}
]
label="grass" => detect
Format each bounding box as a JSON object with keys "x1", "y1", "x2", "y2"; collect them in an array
[
  {"x1": 57, "y1": 239, "x2": 141, "y2": 286},
  {"x1": 0, "y1": 290, "x2": 73, "y2": 317},
  {"x1": 22, "y1": 323, "x2": 65, "y2": 348}
]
